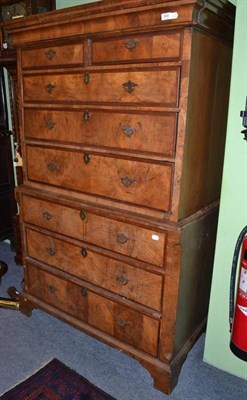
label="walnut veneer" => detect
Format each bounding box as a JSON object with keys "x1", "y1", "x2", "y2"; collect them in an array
[{"x1": 4, "y1": 0, "x2": 235, "y2": 393}]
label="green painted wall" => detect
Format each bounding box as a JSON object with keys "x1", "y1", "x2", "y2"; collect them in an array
[
  {"x1": 56, "y1": 0, "x2": 99, "y2": 8},
  {"x1": 204, "y1": 0, "x2": 247, "y2": 380}
]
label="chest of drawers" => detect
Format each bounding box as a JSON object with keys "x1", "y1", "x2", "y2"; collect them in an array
[{"x1": 5, "y1": 0, "x2": 235, "y2": 394}]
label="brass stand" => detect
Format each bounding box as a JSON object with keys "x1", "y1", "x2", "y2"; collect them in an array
[{"x1": 0, "y1": 261, "x2": 20, "y2": 310}]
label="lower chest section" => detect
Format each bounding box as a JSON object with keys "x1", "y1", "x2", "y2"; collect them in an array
[{"x1": 20, "y1": 191, "x2": 174, "y2": 357}]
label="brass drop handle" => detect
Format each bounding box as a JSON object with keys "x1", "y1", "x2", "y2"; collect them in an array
[
  {"x1": 46, "y1": 119, "x2": 56, "y2": 130},
  {"x1": 47, "y1": 285, "x2": 56, "y2": 294},
  {"x1": 83, "y1": 153, "x2": 90, "y2": 164},
  {"x1": 123, "y1": 80, "x2": 138, "y2": 94},
  {"x1": 117, "y1": 233, "x2": 128, "y2": 245},
  {"x1": 83, "y1": 72, "x2": 90, "y2": 85},
  {"x1": 43, "y1": 211, "x2": 52, "y2": 221},
  {"x1": 81, "y1": 287, "x2": 88, "y2": 297},
  {"x1": 81, "y1": 248, "x2": 88, "y2": 258},
  {"x1": 47, "y1": 247, "x2": 56, "y2": 256},
  {"x1": 47, "y1": 162, "x2": 60, "y2": 172},
  {"x1": 121, "y1": 176, "x2": 134, "y2": 188},
  {"x1": 83, "y1": 109, "x2": 91, "y2": 123},
  {"x1": 80, "y1": 210, "x2": 87, "y2": 220},
  {"x1": 117, "y1": 274, "x2": 128, "y2": 285},
  {"x1": 45, "y1": 83, "x2": 56, "y2": 94},
  {"x1": 124, "y1": 39, "x2": 138, "y2": 50},
  {"x1": 45, "y1": 49, "x2": 56, "y2": 60},
  {"x1": 116, "y1": 317, "x2": 128, "y2": 327},
  {"x1": 121, "y1": 125, "x2": 136, "y2": 138}
]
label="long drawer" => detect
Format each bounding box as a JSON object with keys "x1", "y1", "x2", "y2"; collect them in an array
[
  {"x1": 24, "y1": 108, "x2": 177, "y2": 158},
  {"x1": 21, "y1": 195, "x2": 166, "y2": 267},
  {"x1": 26, "y1": 228, "x2": 163, "y2": 310},
  {"x1": 26, "y1": 263, "x2": 159, "y2": 356},
  {"x1": 26, "y1": 145, "x2": 173, "y2": 212},
  {"x1": 23, "y1": 67, "x2": 180, "y2": 106}
]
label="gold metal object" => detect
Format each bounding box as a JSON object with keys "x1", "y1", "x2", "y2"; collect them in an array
[
  {"x1": 0, "y1": 298, "x2": 20, "y2": 310},
  {"x1": 0, "y1": 262, "x2": 20, "y2": 310}
]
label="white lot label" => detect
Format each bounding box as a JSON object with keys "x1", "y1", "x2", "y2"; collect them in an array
[
  {"x1": 152, "y1": 234, "x2": 160, "y2": 241},
  {"x1": 161, "y1": 12, "x2": 178, "y2": 21}
]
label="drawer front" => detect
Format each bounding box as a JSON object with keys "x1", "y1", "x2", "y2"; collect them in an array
[
  {"x1": 22, "y1": 195, "x2": 166, "y2": 266},
  {"x1": 23, "y1": 67, "x2": 180, "y2": 106},
  {"x1": 21, "y1": 43, "x2": 84, "y2": 68},
  {"x1": 24, "y1": 109, "x2": 177, "y2": 158},
  {"x1": 92, "y1": 32, "x2": 181, "y2": 64},
  {"x1": 26, "y1": 228, "x2": 163, "y2": 310},
  {"x1": 27, "y1": 264, "x2": 159, "y2": 356},
  {"x1": 26, "y1": 145, "x2": 173, "y2": 212}
]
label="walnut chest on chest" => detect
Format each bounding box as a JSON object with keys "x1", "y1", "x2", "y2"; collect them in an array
[{"x1": 5, "y1": 0, "x2": 235, "y2": 394}]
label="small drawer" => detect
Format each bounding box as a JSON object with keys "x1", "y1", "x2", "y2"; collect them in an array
[
  {"x1": 21, "y1": 43, "x2": 84, "y2": 68},
  {"x1": 92, "y1": 32, "x2": 181, "y2": 64},
  {"x1": 23, "y1": 67, "x2": 180, "y2": 107},
  {"x1": 24, "y1": 108, "x2": 177, "y2": 158},
  {"x1": 26, "y1": 228, "x2": 163, "y2": 310},
  {"x1": 26, "y1": 145, "x2": 173, "y2": 212},
  {"x1": 22, "y1": 195, "x2": 166, "y2": 267},
  {"x1": 27, "y1": 264, "x2": 159, "y2": 356}
]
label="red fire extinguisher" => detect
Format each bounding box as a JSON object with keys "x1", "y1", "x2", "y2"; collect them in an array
[{"x1": 229, "y1": 226, "x2": 247, "y2": 361}]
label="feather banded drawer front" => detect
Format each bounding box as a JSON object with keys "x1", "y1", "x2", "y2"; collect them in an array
[
  {"x1": 24, "y1": 108, "x2": 177, "y2": 157},
  {"x1": 22, "y1": 194, "x2": 166, "y2": 266},
  {"x1": 25, "y1": 145, "x2": 173, "y2": 212},
  {"x1": 5, "y1": 0, "x2": 235, "y2": 394},
  {"x1": 25, "y1": 228, "x2": 163, "y2": 310},
  {"x1": 23, "y1": 67, "x2": 180, "y2": 105}
]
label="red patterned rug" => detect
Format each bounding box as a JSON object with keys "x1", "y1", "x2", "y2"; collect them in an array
[{"x1": 0, "y1": 359, "x2": 117, "y2": 399}]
